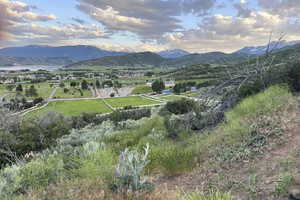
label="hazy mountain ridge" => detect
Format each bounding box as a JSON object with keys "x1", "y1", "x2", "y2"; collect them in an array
[
  {"x1": 158, "y1": 49, "x2": 190, "y2": 58},
  {"x1": 235, "y1": 40, "x2": 300, "y2": 55},
  {"x1": 66, "y1": 51, "x2": 249, "y2": 68},
  {"x1": 0, "y1": 56, "x2": 74, "y2": 66},
  {"x1": 0, "y1": 45, "x2": 127, "y2": 61},
  {"x1": 65, "y1": 52, "x2": 166, "y2": 68}
]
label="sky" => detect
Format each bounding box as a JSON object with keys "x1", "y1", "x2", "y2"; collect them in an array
[{"x1": 0, "y1": 0, "x2": 300, "y2": 53}]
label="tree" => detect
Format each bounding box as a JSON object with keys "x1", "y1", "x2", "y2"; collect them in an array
[
  {"x1": 81, "y1": 80, "x2": 89, "y2": 90},
  {"x1": 59, "y1": 82, "x2": 65, "y2": 88},
  {"x1": 63, "y1": 88, "x2": 69, "y2": 93},
  {"x1": 6, "y1": 85, "x2": 15, "y2": 92},
  {"x1": 25, "y1": 85, "x2": 38, "y2": 97},
  {"x1": 16, "y1": 84, "x2": 23, "y2": 92},
  {"x1": 70, "y1": 81, "x2": 77, "y2": 87},
  {"x1": 114, "y1": 81, "x2": 122, "y2": 88},
  {"x1": 96, "y1": 80, "x2": 101, "y2": 88},
  {"x1": 144, "y1": 71, "x2": 154, "y2": 77},
  {"x1": 151, "y1": 79, "x2": 165, "y2": 94}
]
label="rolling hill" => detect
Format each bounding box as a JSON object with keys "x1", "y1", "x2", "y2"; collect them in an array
[
  {"x1": 158, "y1": 49, "x2": 190, "y2": 58},
  {"x1": 66, "y1": 51, "x2": 249, "y2": 68},
  {"x1": 0, "y1": 56, "x2": 74, "y2": 66},
  {"x1": 65, "y1": 52, "x2": 166, "y2": 68}
]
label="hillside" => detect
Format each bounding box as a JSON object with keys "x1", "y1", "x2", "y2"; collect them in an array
[
  {"x1": 67, "y1": 51, "x2": 248, "y2": 68},
  {"x1": 65, "y1": 52, "x2": 167, "y2": 68},
  {"x1": 0, "y1": 45, "x2": 127, "y2": 61},
  {"x1": 158, "y1": 49, "x2": 190, "y2": 58},
  {"x1": 0, "y1": 55, "x2": 74, "y2": 66},
  {"x1": 235, "y1": 40, "x2": 300, "y2": 55}
]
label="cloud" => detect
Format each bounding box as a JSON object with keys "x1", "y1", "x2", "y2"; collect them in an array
[
  {"x1": 72, "y1": 17, "x2": 87, "y2": 25},
  {"x1": 76, "y1": 0, "x2": 216, "y2": 39},
  {"x1": 161, "y1": 10, "x2": 300, "y2": 53},
  {"x1": 0, "y1": 0, "x2": 107, "y2": 46},
  {"x1": 234, "y1": 2, "x2": 252, "y2": 18},
  {"x1": 258, "y1": 0, "x2": 300, "y2": 17}
]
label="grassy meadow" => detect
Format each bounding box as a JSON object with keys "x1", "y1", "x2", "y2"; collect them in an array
[
  {"x1": 28, "y1": 99, "x2": 112, "y2": 117},
  {"x1": 105, "y1": 96, "x2": 161, "y2": 108}
]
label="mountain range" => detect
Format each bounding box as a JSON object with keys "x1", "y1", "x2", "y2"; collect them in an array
[
  {"x1": 0, "y1": 45, "x2": 126, "y2": 62},
  {"x1": 235, "y1": 40, "x2": 300, "y2": 55},
  {"x1": 1, "y1": 40, "x2": 299, "y2": 67},
  {"x1": 66, "y1": 51, "x2": 248, "y2": 68}
]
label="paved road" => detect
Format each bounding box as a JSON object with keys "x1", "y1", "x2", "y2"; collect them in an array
[{"x1": 48, "y1": 87, "x2": 58, "y2": 100}]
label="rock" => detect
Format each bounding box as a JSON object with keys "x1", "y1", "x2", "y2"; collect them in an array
[
  {"x1": 289, "y1": 189, "x2": 300, "y2": 200},
  {"x1": 293, "y1": 175, "x2": 300, "y2": 185}
]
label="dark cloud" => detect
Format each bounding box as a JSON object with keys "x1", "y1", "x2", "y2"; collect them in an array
[
  {"x1": 72, "y1": 17, "x2": 87, "y2": 25},
  {"x1": 234, "y1": 3, "x2": 252, "y2": 18},
  {"x1": 76, "y1": 0, "x2": 216, "y2": 39},
  {"x1": 258, "y1": 0, "x2": 300, "y2": 16}
]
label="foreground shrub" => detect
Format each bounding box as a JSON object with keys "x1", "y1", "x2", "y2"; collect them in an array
[
  {"x1": 75, "y1": 146, "x2": 116, "y2": 184},
  {"x1": 20, "y1": 156, "x2": 65, "y2": 190},
  {"x1": 148, "y1": 143, "x2": 196, "y2": 175},
  {"x1": 165, "y1": 98, "x2": 197, "y2": 115},
  {"x1": 111, "y1": 144, "x2": 153, "y2": 194}
]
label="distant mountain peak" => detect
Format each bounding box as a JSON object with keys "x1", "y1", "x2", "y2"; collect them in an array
[
  {"x1": 235, "y1": 40, "x2": 300, "y2": 55},
  {"x1": 158, "y1": 49, "x2": 190, "y2": 58}
]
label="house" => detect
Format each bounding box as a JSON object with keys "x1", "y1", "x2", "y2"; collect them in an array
[{"x1": 163, "y1": 78, "x2": 175, "y2": 88}]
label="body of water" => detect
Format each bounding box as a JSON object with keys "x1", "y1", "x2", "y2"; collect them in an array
[{"x1": 0, "y1": 65, "x2": 63, "y2": 71}]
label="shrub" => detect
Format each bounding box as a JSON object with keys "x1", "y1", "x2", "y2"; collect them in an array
[
  {"x1": 148, "y1": 143, "x2": 196, "y2": 175},
  {"x1": 165, "y1": 98, "x2": 197, "y2": 115},
  {"x1": 274, "y1": 173, "x2": 293, "y2": 197},
  {"x1": 111, "y1": 144, "x2": 153, "y2": 194},
  {"x1": 0, "y1": 164, "x2": 22, "y2": 198},
  {"x1": 76, "y1": 146, "x2": 116, "y2": 184},
  {"x1": 287, "y1": 62, "x2": 300, "y2": 93},
  {"x1": 20, "y1": 156, "x2": 65, "y2": 190}
]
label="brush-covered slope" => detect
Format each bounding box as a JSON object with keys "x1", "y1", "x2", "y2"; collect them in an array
[
  {"x1": 66, "y1": 51, "x2": 248, "y2": 68},
  {"x1": 66, "y1": 52, "x2": 167, "y2": 68},
  {"x1": 0, "y1": 45, "x2": 127, "y2": 61},
  {"x1": 0, "y1": 56, "x2": 74, "y2": 66}
]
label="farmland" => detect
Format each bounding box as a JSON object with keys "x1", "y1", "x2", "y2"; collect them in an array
[{"x1": 28, "y1": 99, "x2": 112, "y2": 117}]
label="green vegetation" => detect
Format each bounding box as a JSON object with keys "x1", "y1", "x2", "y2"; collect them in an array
[
  {"x1": 105, "y1": 96, "x2": 160, "y2": 108},
  {"x1": 158, "y1": 95, "x2": 183, "y2": 101},
  {"x1": 29, "y1": 100, "x2": 112, "y2": 117},
  {"x1": 54, "y1": 87, "x2": 92, "y2": 98},
  {"x1": 131, "y1": 85, "x2": 153, "y2": 94}
]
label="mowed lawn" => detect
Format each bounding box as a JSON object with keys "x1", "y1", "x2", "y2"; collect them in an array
[
  {"x1": 29, "y1": 99, "x2": 112, "y2": 118},
  {"x1": 105, "y1": 96, "x2": 160, "y2": 108},
  {"x1": 158, "y1": 95, "x2": 183, "y2": 101}
]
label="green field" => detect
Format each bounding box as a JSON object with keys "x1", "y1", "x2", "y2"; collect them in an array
[
  {"x1": 182, "y1": 90, "x2": 199, "y2": 97},
  {"x1": 24, "y1": 82, "x2": 53, "y2": 99},
  {"x1": 28, "y1": 99, "x2": 112, "y2": 117},
  {"x1": 54, "y1": 87, "x2": 92, "y2": 99},
  {"x1": 105, "y1": 96, "x2": 160, "y2": 108},
  {"x1": 0, "y1": 82, "x2": 54, "y2": 100},
  {"x1": 158, "y1": 95, "x2": 184, "y2": 101},
  {"x1": 131, "y1": 85, "x2": 153, "y2": 94}
]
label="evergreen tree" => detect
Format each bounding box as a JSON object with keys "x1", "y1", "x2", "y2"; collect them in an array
[{"x1": 81, "y1": 80, "x2": 89, "y2": 90}]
